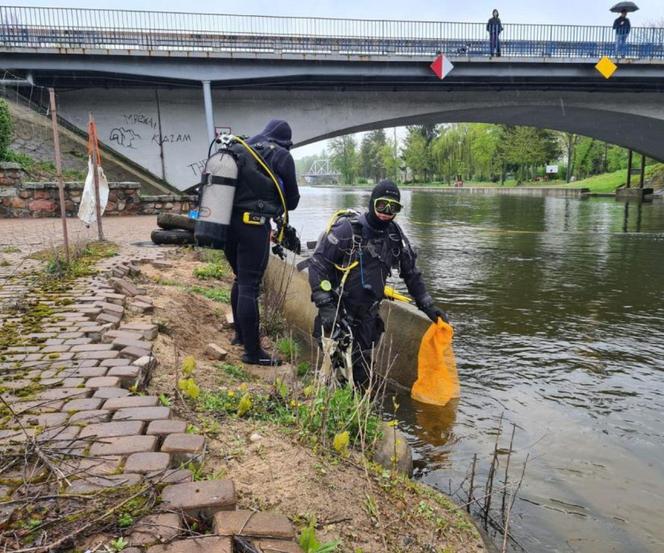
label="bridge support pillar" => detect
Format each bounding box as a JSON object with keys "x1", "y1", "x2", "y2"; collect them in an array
[{"x1": 202, "y1": 80, "x2": 215, "y2": 145}]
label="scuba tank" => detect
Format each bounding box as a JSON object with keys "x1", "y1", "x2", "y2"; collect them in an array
[
  {"x1": 194, "y1": 135, "x2": 238, "y2": 249},
  {"x1": 193, "y1": 134, "x2": 289, "y2": 250}
]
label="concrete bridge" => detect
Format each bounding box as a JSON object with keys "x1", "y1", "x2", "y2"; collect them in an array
[{"x1": 2, "y1": 6, "x2": 664, "y2": 189}]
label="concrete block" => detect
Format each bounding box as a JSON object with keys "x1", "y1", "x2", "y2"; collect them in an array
[
  {"x1": 146, "y1": 420, "x2": 187, "y2": 436},
  {"x1": 85, "y1": 376, "x2": 121, "y2": 389},
  {"x1": 89, "y1": 435, "x2": 158, "y2": 456},
  {"x1": 125, "y1": 452, "x2": 171, "y2": 474},
  {"x1": 120, "y1": 346, "x2": 152, "y2": 360},
  {"x1": 112, "y1": 406, "x2": 171, "y2": 422},
  {"x1": 254, "y1": 539, "x2": 304, "y2": 553},
  {"x1": 67, "y1": 473, "x2": 142, "y2": 494},
  {"x1": 146, "y1": 537, "x2": 232, "y2": 553},
  {"x1": 129, "y1": 512, "x2": 181, "y2": 546},
  {"x1": 39, "y1": 388, "x2": 91, "y2": 401},
  {"x1": 107, "y1": 365, "x2": 142, "y2": 388},
  {"x1": 161, "y1": 433, "x2": 205, "y2": 465},
  {"x1": 160, "y1": 480, "x2": 236, "y2": 517},
  {"x1": 104, "y1": 396, "x2": 159, "y2": 410},
  {"x1": 120, "y1": 322, "x2": 158, "y2": 340},
  {"x1": 63, "y1": 398, "x2": 104, "y2": 412},
  {"x1": 93, "y1": 387, "x2": 130, "y2": 399},
  {"x1": 213, "y1": 511, "x2": 295, "y2": 539},
  {"x1": 79, "y1": 420, "x2": 145, "y2": 439},
  {"x1": 69, "y1": 409, "x2": 112, "y2": 423}
]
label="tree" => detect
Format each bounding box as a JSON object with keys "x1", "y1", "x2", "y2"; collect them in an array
[
  {"x1": 501, "y1": 126, "x2": 561, "y2": 182},
  {"x1": 402, "y1": 129, "x2": 429, "y2": 182},
  {"x1": 359, "y1": 129, "x2": 387, "y2": 182},
  {"x1": 328, "y1": 135, "x2": 358, "y2": 185},
  {"x1": 0, "y1": 98, "x2": 13, "y2": 160},
  {"x1": 380, "y1": 140, "x2": 399, "y2": 183}
]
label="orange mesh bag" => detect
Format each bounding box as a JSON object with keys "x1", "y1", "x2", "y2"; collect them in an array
[{"x1": 411, "y1": 319, "x2": 460, "y2": 406}]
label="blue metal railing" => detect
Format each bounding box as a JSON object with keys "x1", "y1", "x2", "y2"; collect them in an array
[{"x1": 0, "y1": 6, "x2": 663, "y2": 59}]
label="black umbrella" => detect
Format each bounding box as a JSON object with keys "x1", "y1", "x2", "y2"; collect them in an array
[{"x1": 610, "y1": 1, "x2": 639, "y2": 13}]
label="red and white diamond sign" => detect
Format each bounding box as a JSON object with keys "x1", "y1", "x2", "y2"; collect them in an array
[{"x1": 430, "y1": 54, "x2": 454, "y2": 80}]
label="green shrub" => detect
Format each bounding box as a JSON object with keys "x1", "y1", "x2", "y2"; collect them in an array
[
  {"x1": 0, "y1": 99, "x2": 13, "y2": 160},
  {"x1": 189, "y1": 285, "x2": 231, "y2": 303},
  {"x1": 277, "y1": 337, "x2": 300, "y2": 359},
  {"x1": 193, "y1": 262, "x2": 228, "y2": 280}
]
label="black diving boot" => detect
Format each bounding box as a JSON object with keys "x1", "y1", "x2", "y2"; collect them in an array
[{"x1": 242, "y1": 349, "x2": 283, "y2": 366}]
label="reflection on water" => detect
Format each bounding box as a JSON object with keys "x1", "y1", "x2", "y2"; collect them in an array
[{"x1": 290, "y1": 188, "x2": 664, "y2": 553}]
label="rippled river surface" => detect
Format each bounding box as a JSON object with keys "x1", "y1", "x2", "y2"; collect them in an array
[{"x1": 290, "y1": 187, "x2": 664, "y2": 553}]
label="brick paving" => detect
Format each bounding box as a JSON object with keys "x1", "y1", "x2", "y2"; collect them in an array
[{"x1": 0, "y1": 225, "x2": 302, "y2": 552}]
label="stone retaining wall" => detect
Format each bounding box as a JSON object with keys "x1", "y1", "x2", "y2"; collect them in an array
[{"x1": 0, "y1": 163, "x2": 195, "y2": 218}]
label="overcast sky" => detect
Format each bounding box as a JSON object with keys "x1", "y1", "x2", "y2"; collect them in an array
[
  {"x1": 7, "y1": 0, "x2": 663, "y2": 158},
  {"x1": 4, "y1": 0, "x2": 664, "y2": 25}
]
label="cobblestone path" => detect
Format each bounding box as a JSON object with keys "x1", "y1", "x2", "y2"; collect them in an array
[{"x1": 0, "y1": 235, "x2": 301, "y2": 553}]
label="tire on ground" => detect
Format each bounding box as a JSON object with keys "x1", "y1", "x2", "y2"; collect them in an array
[
  {"x1": 157, "y1": 213, "x2": 195, "y2": 232},
  {"x1": 151, "y1": 228, "x2": 195, "y2": 245}
]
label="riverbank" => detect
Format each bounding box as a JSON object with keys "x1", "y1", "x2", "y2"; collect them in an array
[
  {"x1": 306, "y1": 163, "x2": 664, "y2": 196},
  {"x1": 0, "y1": 230, "x2": 485, "y2": 553},
  {"x1": 137, "y1": 248, "x2": 486, "y2": 553}
]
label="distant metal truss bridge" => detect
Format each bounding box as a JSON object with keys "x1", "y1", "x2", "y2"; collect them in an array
[{"x1": 303, "y1": 159, "x2": 341, "y2": 185}]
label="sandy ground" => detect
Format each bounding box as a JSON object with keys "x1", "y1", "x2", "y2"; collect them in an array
[{"x1": 131, "y1": 248, "x2": 486, "y2": 553}]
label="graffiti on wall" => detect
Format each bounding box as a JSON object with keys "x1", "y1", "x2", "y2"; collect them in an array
[
  {"x1": 122, "y1": 113, "x2": 158, "y2": 130},
  {"x1": 152, "y1": 133, "x2": 192, "y2": 146},
  {"x1": 187, "y1": 158, "x2": 207, "y2": 176},
  {"x1": 109, "y1": 127, "x2": 141, "y2": 149}
]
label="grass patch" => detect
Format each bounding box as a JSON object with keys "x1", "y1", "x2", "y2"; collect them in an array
[
  {"x1": 188, "y1": 285, "x2": 231, "y2": 303},
  {"x1": 277, "y1": 336, "x2": 300, "y2": 360},
  {"x1": 5, "y1": 150, "x2": 87, "y2": 181},
  {"x1": 200, "y1": 382, "x2": 382, "y2": 451},
  {"x1": 33, "y1": 241, "x2": 119, "y2": 282},
  {"x1": 563, "y1": 169, "x2": 628, "y2": 193},
  {"x1": 217, "y1": 362, "x2": 250, "y2": 381},
  {"x1": 197, "y1": 248, "x2": 225, "y2": 264},
  {"x1": 193, "y1": 262, "x2": 229, "y2": 281},
  {"x1": 1, "y1": 246, "x2": 20, "y2": 254},
  {"x1": 297, "y1": 361, "x2": 312, "y2": 378}
]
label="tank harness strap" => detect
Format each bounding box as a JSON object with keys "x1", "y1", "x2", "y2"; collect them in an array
[
  {"x1": 234, "y1": 136, "x2": 288, "y2": 242},
  {"x1": 208, "y1": 175, "x2": 237, "y2": 186}
]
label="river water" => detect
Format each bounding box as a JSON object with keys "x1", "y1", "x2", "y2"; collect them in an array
[{"x1": 289, "y1": 187, "x2": 664, "y2": 553}]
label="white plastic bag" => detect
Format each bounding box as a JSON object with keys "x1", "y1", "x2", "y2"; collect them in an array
[{"x1": 78, "y1": 156, "x2": 109, "y2": 225}]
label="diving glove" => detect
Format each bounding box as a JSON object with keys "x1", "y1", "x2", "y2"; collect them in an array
[
  {"x1": 318, "y1": 303, "x2": 338, "y2": 333},
  {"x1": 421, "y1": 303, "x2": 449, "y2": 324}
]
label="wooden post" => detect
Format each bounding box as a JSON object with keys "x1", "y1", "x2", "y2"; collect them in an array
[
  {"x1": 626, "y1": 149, "x2": 633, "y2": 189},
  {"x1": 48, "y1": 88, "x2": 70, "y2": 263},
  {"x1": 639, "y1": 154, "x2": 646, "y2": 189},
  {"x1": 88, "y1": 112, "x2": 105, "y2": 241}
]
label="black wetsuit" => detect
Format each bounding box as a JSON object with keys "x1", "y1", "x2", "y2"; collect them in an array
[
  {"x1": 308, "y1": 212, "x2": 432, "y2": 384},
  {"x1": 224, "y1": 120, "x2": 300, "y2": 362}
]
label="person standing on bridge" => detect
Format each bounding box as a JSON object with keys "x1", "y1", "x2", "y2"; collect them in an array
[
  {"x1": 613, "y1": 9, "x2": 631, "y2": 58},
  {"x1": 225, "y1": 119, "x2": 300, "y2": 366},
  {"x1": 487, "y1": 9, "x2": 503, "y2": 58},
  {"x1": 307, "y1": 180, "x2": 448, "y2": 386}
]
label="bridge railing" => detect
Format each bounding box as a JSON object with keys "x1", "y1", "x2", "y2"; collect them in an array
[{"x1": 1, "y1": 6, "x2": 663, "y2": 59}]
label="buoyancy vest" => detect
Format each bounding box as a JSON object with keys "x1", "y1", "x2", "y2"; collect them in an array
[
  {"x1": 325, "y1": 210, "x2": 413, "y2": 314},
  {"x1": 230, "y1": 141, "x2": 284, "y2": 218}
]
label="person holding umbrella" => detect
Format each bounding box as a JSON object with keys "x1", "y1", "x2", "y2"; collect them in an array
[{"x1": 611, "y1": 2, "x2": 638, "y2": 58}]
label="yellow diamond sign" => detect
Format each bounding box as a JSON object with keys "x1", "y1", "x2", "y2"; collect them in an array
[{"x1": 595, "y1": 56, "x2": 617, "y2": 79}]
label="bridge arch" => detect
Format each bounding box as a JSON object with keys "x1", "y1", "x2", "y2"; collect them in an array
[{"x1": 53, "y1": 87, "x2": 664, "y2": 189}]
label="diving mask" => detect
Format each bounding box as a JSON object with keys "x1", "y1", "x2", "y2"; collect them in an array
[{"x1": 373, "y1": 197, "x2": 403, "y2": 215}]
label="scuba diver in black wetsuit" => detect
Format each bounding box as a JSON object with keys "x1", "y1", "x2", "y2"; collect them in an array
[
  {"x1": 225, "y1": 119, "x2": 300, "y2": 366},
  {"x1": 307, "y1": 180, "x2": 447, "y2": 385}
]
